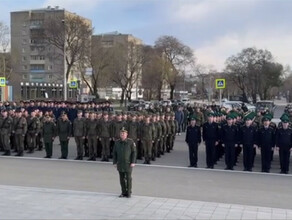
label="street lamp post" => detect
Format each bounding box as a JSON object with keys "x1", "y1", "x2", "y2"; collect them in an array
[{"x1": 62, "y1": 19, "x2": 67, "y2": 101}]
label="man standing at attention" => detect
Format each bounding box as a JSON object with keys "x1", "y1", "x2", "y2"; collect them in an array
[
  {"x1": 113, "y1": 127, "x2": 136, "y2": 198},
  {"x1": 185, "y1": 116, "x2": 201, "y2": 167}
]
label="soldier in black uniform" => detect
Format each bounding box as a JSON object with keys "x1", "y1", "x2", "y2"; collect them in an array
[
  {"x1": 203, "y1": 113, "x2": 220, "y2": 169},
  {"x1": 221, "y1": 114, "x2": 239, "y2": 170},
  {"x1": 257, "y1": 116, "x2": 276, "y2": 173},
  {"x1": 239, "y1": 113, "x2": 257, "y2": 171},
  {"x1": 276, "y1": 114, "x2": 292, "y2": 174},
  {"x1": 185, "y1": 116, "x2": 201, "y2": 167}
]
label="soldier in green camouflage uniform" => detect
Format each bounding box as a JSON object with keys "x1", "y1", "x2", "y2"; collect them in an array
[
  {"x1": 160, "y1": 113, "x2": 167, "y2": 155},
  {"x1": 42, "y1": 115, "x2": 56, "y2": 158},
  {"x1": 111, "y1": 113, "x2": 125, "y2": 143},
  {"x1": 36, "y1": 111, "x2": 44, "y2": 151},
  {"x1": 170, "y1": 113, "x2": 177, "y2": 150},
  {"x1": 136, "y1": 113, "x2": 144, "y2": 159},
  {"x1": 126, "y1": 113, "x2": 139, "y2": 161},
  {"x1": 83, "y1": 111, "x2": 90, "y2": 157},
  {"x1": 57, "y1": 113, "x2": 71, "y2": 159},
  {"x1": 100, "y1": 112, "x2": 111, "y2": 161},
  {"x1": 140, "y1": 115, "x2": 154, "y2": 164},
  {"x1": 26, "y1": 111, "x2": 40, "y2": 153},
  {"x1": 113, "y1": 127, "x2": 136, "y2": 198},
  {"x1": 86, "y1": 112, "x2": 99, "y2": 161},
  {"x1": 165, "y1": 114, "x2": 171, "y2": 153},
  {"x1": 73, "y1": 110, "x2": 86, "y2": 160},
  {"x1": 152, "y1": 114, "x2": 162, "y2": 160},
  {"x1": 13, "y1": 109, "x2": 27, "y2": 156}
]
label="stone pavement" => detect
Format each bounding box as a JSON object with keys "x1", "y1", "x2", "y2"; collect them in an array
[{"x1": 1, "y1": 185, "x2": 292, "y2": 220}]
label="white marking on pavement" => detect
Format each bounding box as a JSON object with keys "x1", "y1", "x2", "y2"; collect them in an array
[{"x1": 1, "y1": 155, "x2": 292, "y2": 177}]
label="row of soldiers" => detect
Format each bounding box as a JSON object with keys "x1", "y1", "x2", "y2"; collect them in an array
[
  {"x1": 0, "y1": 108, "x2": 179, "y2": 165},
  {"x1": 186, "y1": 110, "x2": 292, "y2": 174}
]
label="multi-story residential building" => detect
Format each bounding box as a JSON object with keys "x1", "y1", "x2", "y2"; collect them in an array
[{"x1": 10, "y1": 6, "x2": 91, "y2": 101}]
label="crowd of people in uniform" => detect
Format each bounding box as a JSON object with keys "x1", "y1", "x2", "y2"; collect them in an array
[
  {"x1": 185, "y1": 104, "x2": 292, "y2": 174},
  {"x1": 0, "y1": 100, "x2": 291, "y2": 174}
]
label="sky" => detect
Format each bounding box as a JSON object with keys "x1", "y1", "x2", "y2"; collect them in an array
[{"x1": 1, "y1": 0, "x2": 292, "y2": 71}]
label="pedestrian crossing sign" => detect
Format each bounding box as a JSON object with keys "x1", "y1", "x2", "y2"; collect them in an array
[
  {"x1": 69, "y1": 80, "x2": 77, "y2": 88},
  {"x1": 0, "y1": 77, "x2": 6, "y2": 87},
  {"x1": 215, "y1": 79, "x2": 225, "y2": 89}
]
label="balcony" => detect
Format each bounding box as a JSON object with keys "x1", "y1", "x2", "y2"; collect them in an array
[
  {"x1": 30, "y1": 60, "x2": 46, "y2": 65},
  {"x1": 30, "y1": 69, "x2": 45, "y2": 73}
]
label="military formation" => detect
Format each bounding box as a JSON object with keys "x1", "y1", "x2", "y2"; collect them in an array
[
  {"x1": 0, "y1": 100, "x2": 179, "y2": 166},
  {"x1": 0, "y1": 100, "x2": 291, "y2": 175},
  {"x1": 185, "y1": 105, "x2": 292, "y2": 174}
]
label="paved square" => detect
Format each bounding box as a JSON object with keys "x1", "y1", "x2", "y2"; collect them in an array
[{"x1": 1, "y1": 185, "x2": 291, "y2": 219}]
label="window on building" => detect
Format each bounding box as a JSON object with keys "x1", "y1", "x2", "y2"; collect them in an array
[
  {"x1": 22, "y1": 30, "x2": 26, "y2": 36},
  {"x1": 22, "y1": 48, "x2": 25, "y2": 53},
  {"x1": 22, "y1": 56, "x2": 26, "y2": 61},
  {"x1": 23, "y1": 65, "x2": 27, "y2": 70},
  {"x1": 23, "y1": 74, "x2": 28, "y2": 79},
  {"x1": 30, "y1": 64, "x2": 45, "y2": 70},
  {"x1": 48, "y1": 65, "x2": 53, "y2": 70},
  {"x1": 22, "y1": 39, "x2": 27, "y2": 45}
]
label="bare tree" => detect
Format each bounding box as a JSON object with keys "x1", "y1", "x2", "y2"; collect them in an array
[
  {"x1": 109, "y1": 42, "x2": 144, "y2": 106},
  {"x1": 142, "y1": 46, "x2": 164, "y2": 100},
  {"x1": 0, "y1": 21, "x2": 9, "y2": 52},
  {"x1": 0, "y1": 21, "x2": 10, "y2": 79},
  {"x1": 78, "y1": 37, "x2": 113, "y2": 98},
  {"x1": 44, "y1": 13, "x2": 92, "y2": 81},
  {"x1": 155, "y1": 36, "x2": 195, "y2": 99},
  {"x1": 225, "y1": 47, "x2": 283, "y2": 103}
]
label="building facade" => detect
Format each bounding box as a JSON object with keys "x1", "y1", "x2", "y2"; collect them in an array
[
  {"x1": 91, "y1": 32, "x2": 143, "y2": 100},
  {"x1": 10, "y1": 6, "x2": 91, "y2": 101}
]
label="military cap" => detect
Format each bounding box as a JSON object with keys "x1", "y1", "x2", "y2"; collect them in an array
[
  {"x1": 262, "y1": 116, "x2": 271, "y2": 122},
  {"x1": 77, "y1": 110, "x2": 83, "y2": 114},
  {"x1": 280, "y1": 114, "x2": 290, "y2": 123},
  {"x1": 103, "y1": 111, "x2": 108, "y2": 115},
  {"x1": 120, "y1": 126, "x2": 128, "y2": 133},
  {"x1": 108, "y1": 112, "x2": 114, "y2": 116},
  {"x1": 15, "y1": 109, "x2": 21, "y2": 113},
  {"x1": 190, "y1": 115, "x2": 198, "y2": 121},
  {"x1": 1, "y1": 109, "x2": 8, "y2": 113},
  {"x1": 207, "y1": 112, "x2": 214, "y2": 117},
  {"x1": 264, "y1": 113, "x2": 273, "y2": 120},
  {"x1": 226, "y1": 114, "x2": 233, "y2": 120},
  {"x1": 144, "y1": 114, "x2": 150, "y2": 118},
  {"x1": 97, "y1": 111, "x2": 102, "y2": 115},
  {"x1": 115, "y1": 112, "x2": 122, "y2": 116}
]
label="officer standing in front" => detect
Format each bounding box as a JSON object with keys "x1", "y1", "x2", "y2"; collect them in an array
[
  {"x1": 113, "y1": 127, "x2": 136, "y2": 198},
  {"x1": 185, "y1": 116, "x2": 201, "y2": 167}
]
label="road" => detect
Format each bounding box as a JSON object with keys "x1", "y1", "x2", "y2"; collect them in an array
[
  {"x1": 0, "y1": 157, "x2": 291, "y2": 209},
  {"x1": 0, "y1": 103, "x2": 291, "y2": 211}
]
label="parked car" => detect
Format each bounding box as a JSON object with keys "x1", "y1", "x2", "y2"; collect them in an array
[
  {"x1": 127, "y1": 100, "x2": 145, "y2": 111},
  {"x1": 256, "y1": 100, "x2": 275, "y2": 113}
]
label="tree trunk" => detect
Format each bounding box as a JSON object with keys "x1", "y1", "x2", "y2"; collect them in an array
[
  {"x1": 252, "y1": 93, "x2": 257, "y2": 104},
  {"x1": 170, "y1": 84, "x2": 175, "y2": 100},
  {"x1": 120, "y1": 89, "x2": 125, "y2": 107}
]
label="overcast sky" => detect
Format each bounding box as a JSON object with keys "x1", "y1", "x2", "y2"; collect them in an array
[{"x1": 2, "y1": 0, "x2": 292, "y2": 71}]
